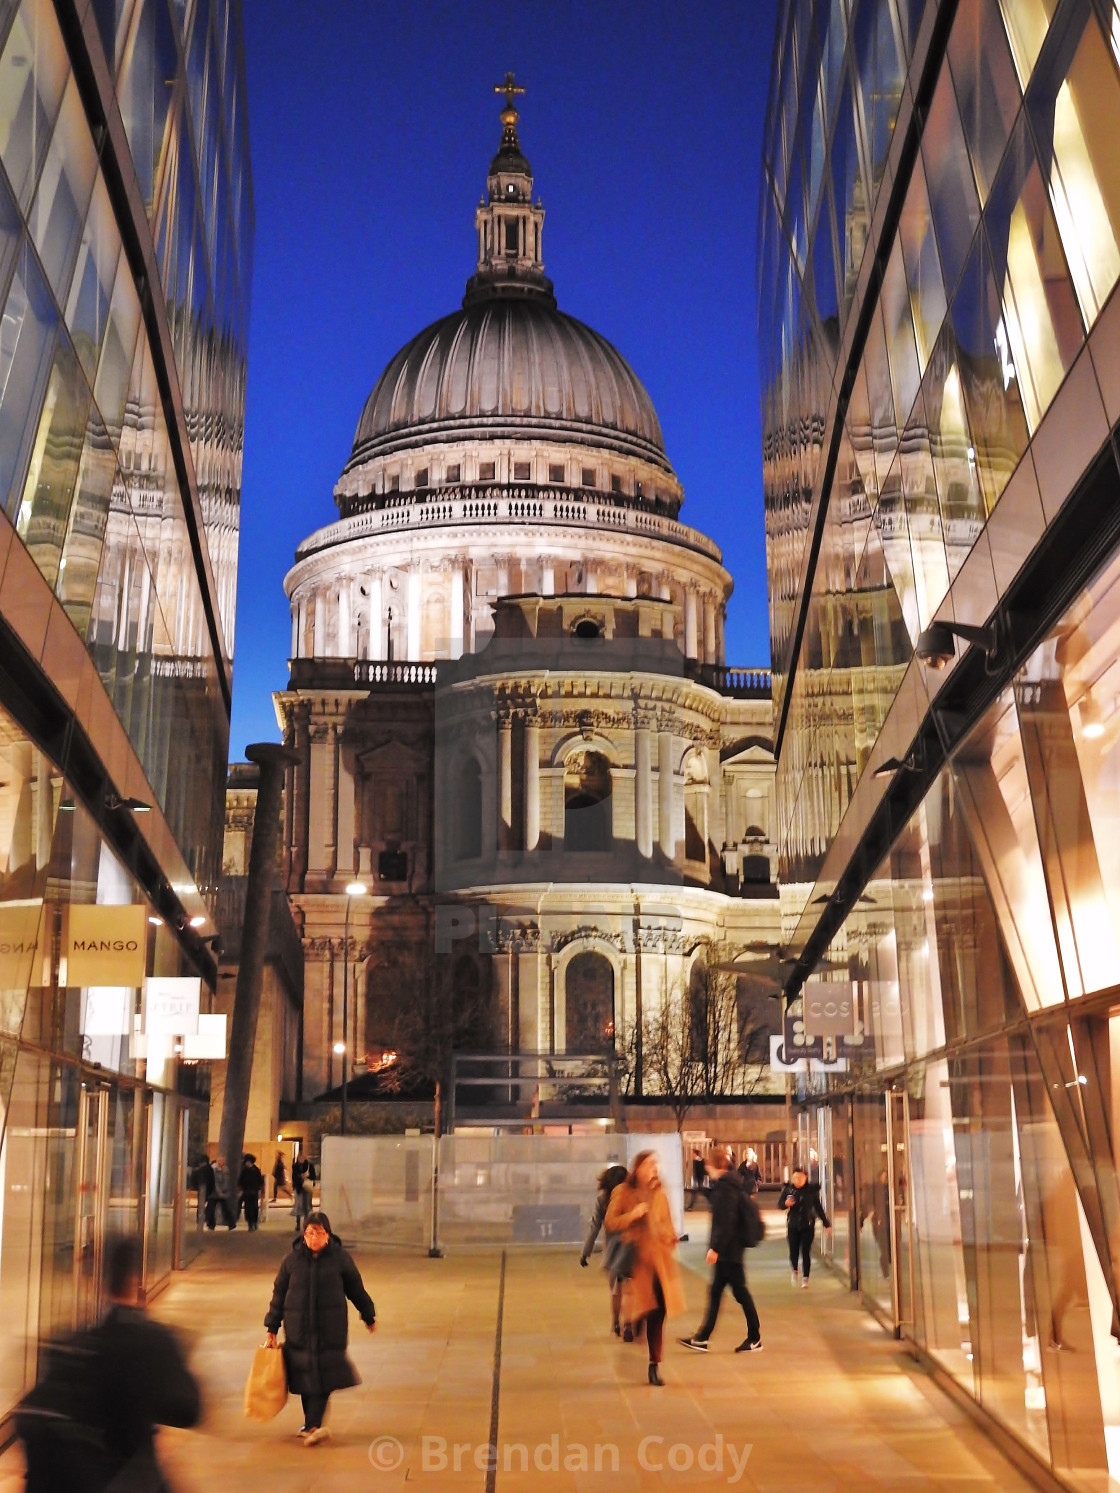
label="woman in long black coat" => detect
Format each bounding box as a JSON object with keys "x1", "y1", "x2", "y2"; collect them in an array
[{"x1": 264, "y1": 1210, "x2": 376, "y2": 1445}]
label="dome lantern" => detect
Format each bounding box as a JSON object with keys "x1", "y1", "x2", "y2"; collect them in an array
[{"x1": 464, "y1": 73, "x2": 555, "y2": 309}]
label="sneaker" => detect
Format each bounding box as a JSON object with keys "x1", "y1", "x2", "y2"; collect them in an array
[
  {"x1": 801, "y1": 1278, "x2": 810, "y2": 1289},
  {"x1": 791, "y1": 1270, "x2": 800, "y2": 1286},
  {"x1": 677, "y1": 1337, "x2": 709, "y2": 1352},
  {"x1": 735, "y1": 1338, "x2": 763, "y2": 1353},
  {"x1": 303, "y1": 1426, "x2": 332, "y2": 1447}
]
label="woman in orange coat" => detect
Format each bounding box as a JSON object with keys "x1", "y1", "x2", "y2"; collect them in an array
[{"x1": 605, "y1": 1150, "x2": 684, "y2": 1384}]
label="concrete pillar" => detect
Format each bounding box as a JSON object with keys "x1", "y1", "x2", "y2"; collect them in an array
[
  {"x1": 658, "y1": 730, "x2": 675, "y2": 859},
  {"x1": 217, "y1": 742, "x2": 300, "y2": 1184},
  {"x1": 450, "y1": 565, "x2": 464, "y2": 659},
  {"x1": 635, "y1": 724, "x2": 653, "y2": 858},
  {"x1": 313, "y1": 592, "x2": 326, "y2": 657},
  {"x1": 407, "y1": 571, "x2": 421, "y2": 659},
  {"x1": 337, "y1": 583, "x2": 351, "y2": 657},
  {"x1": 368, "y1": 575, "x2": 384, "y2": 660},
  {"x1": 525, "y1": 715, "x2": 540, "y2": 851},
  {"x1": 498, "y1": 713, "x2": 513, "y2": 852},
  {"x1": 684, "y1": 588, "x2": 698, "y2": 661}
]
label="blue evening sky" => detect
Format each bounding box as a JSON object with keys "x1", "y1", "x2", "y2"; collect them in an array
[{"x1": 231, "y1": 0, "x2": 781, "y2": 757}]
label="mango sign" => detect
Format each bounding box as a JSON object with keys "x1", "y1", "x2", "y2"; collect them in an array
[
  {"x1": 0, "y1": 901, "x2": 46, "y2": 989},
  {"x1": 66, "y1": 905, "x2": 147, "y2": 988}
]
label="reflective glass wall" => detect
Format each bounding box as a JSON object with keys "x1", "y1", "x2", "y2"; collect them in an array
[{"x1": 762, "y1": 0, "x2": 1120, "y2": 1486}]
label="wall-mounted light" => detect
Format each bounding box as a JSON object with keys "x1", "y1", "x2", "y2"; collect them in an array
[
  {"x1": 105, "y1": 792, "x2": 150, "y2": 813},
  {"x1": 914, "y1": 619, "x2": 999, "y2": 672},
  {"x1": 1080, "y1": 693, "x2": 1105, "y2": 740},
  {"x1": 189, "y1": 915, "x2": 206, "y2": 928},
  {"x1": 873, "y1": 748, "x2": 924, "y2": 778},
  {"x1": 148, "y1": 915, "x2": 163, "y2": 927},
  {"x1": 333, "y1": 1040, "x2": 347, "y2": 1056}
]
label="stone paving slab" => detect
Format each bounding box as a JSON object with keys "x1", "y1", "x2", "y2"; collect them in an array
[{"x1": 0, "y1": 1213, "x2": 1039, "y2": 1492}]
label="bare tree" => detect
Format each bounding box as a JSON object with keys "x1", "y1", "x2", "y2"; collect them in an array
[
  {"x1": 687, "y1": 948, "x2": 770, "y2": 1102},
  {"x1": 640, "y1": 972, "x2": 706, "y2": 1132}
]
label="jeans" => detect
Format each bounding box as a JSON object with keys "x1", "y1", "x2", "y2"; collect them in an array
[
  {"x1": 301, "y1": 1393, "x2": 330, "y2": 1429},
  {"x1": 788, "y1": 1225, "x2": 815, "y2": 1277},
  {"x1": 696, "y1": 1259, "x2": 760, "y2": 1341},
  {"x1": 205, "y1": 1195, "x2": 236, "y2": 1229}
]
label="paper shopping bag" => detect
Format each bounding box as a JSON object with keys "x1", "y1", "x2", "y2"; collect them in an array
[{"x1": 243, "y1": 1343, "x2": 287, "y2": 1422}]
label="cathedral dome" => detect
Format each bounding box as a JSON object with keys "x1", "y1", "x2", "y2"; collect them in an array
[{"x1": 346, "y1": 299, "x2": 670, "y2": 472}]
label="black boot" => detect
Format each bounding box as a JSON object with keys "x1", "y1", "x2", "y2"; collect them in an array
[{"x1": 648, "y1": 1363, "x2": 663, "y2": 1387}]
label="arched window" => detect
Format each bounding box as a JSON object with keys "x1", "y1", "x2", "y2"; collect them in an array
[
  {"x1": 565, "y1": 951, "x2": 615, "y2": 1053},
  {"x1": 564, "y1": 750, "x2": 612, "y2": 851},
  {"x1": 456, "y1": 759, "x2": 482, "y2": 860}
]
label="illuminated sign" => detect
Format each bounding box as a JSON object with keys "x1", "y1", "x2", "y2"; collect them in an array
[{"x1": 66, "y1": 905, "x2": 147, "y2": 987}]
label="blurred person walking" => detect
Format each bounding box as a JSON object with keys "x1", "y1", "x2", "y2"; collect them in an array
[
  {"x1": 18, "y1": 1235, "x2": 200, "y2": 1491},
  {"x1": 779, "y1": 1163, "x2": 831, "y2": 1287},
  {"x1": 264, "y1": 1211, "x2": 376, "y2": 1446},
  {"x1": 239, "y1": 1154, "x2": 265, "y2": 1230},
  {"x1": 679, "y1": 1146, "x2": 763, "y2": 1354},
  {"x1": 206, "y1": 1155, "x2": 236, "y2": 1230},
  {"x1": 737, "y1": 1147, "x2": 762, "y2": 1196},
  {"x1": 605, "y1": 1151, "x2": 684, "y2": 1385},
  {"x1": 579, "y1": 1163, "x2": 631, "y2": 1335},
  {"x1": 272, "y1": 1151, "x2": 292, "y2": 1200}
]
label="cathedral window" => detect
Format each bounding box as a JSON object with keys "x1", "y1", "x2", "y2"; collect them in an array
[
  {"x1": 505, "y1": 219, "x2": 519, "y2": 255},
  {"x1": 564, "y1": 750, "x2": 612, "y2": 852},
  {"x1": 479, "y1": 461, "x2": 496, "y2": 481},
  {"x1": 456, "y1": 759, "x2": 482, "y2": 860},
  {"x1": 446, "y1": 463, "x2": 461, "y2": 483},
  {"x1": 513, "y1": 461, "x2": 531, "y2": 481},
  {"x1": 610, "y1": 475, "x2": 622, "y2": 494},
  {"x1": 389, "y1": 473, "x2": 400, "y2": 492},
  {"x1": 548, "y1": 463, "x2": 564, "y2": 483},
  {"x1": 582, "y1": 467, "x2": 596, "y2": 488},
  {"x1": 415, "y1": 468, "x2": 428, "y2": 489},
  {"x1": 564, "y1": 952, "x2": 615, "y2": 1053}
]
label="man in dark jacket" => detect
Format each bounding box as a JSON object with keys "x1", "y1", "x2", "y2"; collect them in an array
[
  {"x1": 265, "y1": 1210, "x2": 376, "y2": 1445},
  {"x1": 238, "y1": 1154, "x2": 265, "y2": 1230},
  {"x1": 678, "y1": 1146, "x2": 762, "y2": 1353},
  {"x1": 19, "y1": 1236, "x2": 200, "y2": 1492}
]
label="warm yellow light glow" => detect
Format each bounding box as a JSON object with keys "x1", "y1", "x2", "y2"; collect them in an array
[{"x1": 346, "y1": 881, "x2": 367, "y2": 897}]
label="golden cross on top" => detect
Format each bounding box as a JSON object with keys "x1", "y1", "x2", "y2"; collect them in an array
[{"x1": 495, "y1": 72, "x2": 525, "y2": 110}]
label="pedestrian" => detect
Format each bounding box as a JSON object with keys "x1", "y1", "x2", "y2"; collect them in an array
[
  {"x1": 779, "y1": 1163, "x2": 831, "y2": 1287},
  {"x1": 239, "y1": 1154, "x2": 265, "y2": 1230},
  {"x1": 264, "y1": 1211, "x2": 376, "y2": 1446},
  {"x1": 691, "y1": 1147, "x2": 706, "y2": 1192},
  {"x1": 207, "y1": 1155, "x2": 236, "y2": 1230},
  {"x1": 579, "y1": 1163, "x2": 630, "y2": 1335},
  {"x1": 605, "y1": 1151, "x2": 684, "y2": 1386},
  {"x1": 291, "y1": 1156, "x2": 314, "y2": 1232},
  {"x1": 272, "y1": 1151, "x2": 292, "y2": 1200},
  {"x1": 737, "y1": 1147, "x2": 762, "y2": 1196},
  {"x1": 191, "y1": 1154, "x2": 214, "y2": 1230},
  {"x1": 18, "y1": 1235, "x2": 200, "y2": 1491},
  {"x1": 678, "y1": 1146, "x2": 762, "y2": 1354}
]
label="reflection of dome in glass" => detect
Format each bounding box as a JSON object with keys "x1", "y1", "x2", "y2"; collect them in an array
[{"x1": 348, "y1": 300, "x2": 669, "y2": 471}]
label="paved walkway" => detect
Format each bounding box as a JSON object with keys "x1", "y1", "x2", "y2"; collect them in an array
[{"x1": 0, "y1": 1212, "x2": 1037, "y2": 1492}]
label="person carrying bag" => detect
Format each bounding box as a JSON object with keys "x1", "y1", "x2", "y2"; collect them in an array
[{"x1": 244, "y1": 1341, "x2": 288, "y2": 1422}]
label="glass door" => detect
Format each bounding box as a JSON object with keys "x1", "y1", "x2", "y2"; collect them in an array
[
  {"x1": 73, "y1": 1080, "x2": 108, "y2": 1327},
  {"x1": 886, "y1": 1089, "x2": 916, "y2": 1337}
]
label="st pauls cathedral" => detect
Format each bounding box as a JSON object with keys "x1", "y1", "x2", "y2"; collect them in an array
[{"x1": 229, "y1": 83, "x2": 781, "y2": 1117}]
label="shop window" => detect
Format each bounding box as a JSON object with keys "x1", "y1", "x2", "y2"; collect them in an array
[
  {"x1": 513, "y1": 461, "x2": 531, "y2": 481},
  {"x1": 564, "y1": 750, "x2": 612, "y2": 851}
]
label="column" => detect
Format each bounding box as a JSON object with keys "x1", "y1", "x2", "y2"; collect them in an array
[
  {"x1": 625, "y1": 570, "x2": 638, "y2": 598},
  {"x1": 450, "y1": 563, "x2": 465, "y2": 659},
  {"x1": 635, "y1": 719, "x2": 653, "y2": 859},
  {"x1": 703, "y1": 594, "x2": 717, "y2": 663},
  {"x1": 540, "y1": 556, "x2": 555, "y2": 596},
  {"x1": 498, "y1": 709, "x2": 513, "y2": 852},
  {"x1": 290, "y1": 604, "x2": 299, "y2": 659},
  {"x1": 684, "y1": 587, "x2": 698, "y2": 661},
  {"x1": 337, "y1": 582, "x2": 351, "y2": 658},
  {"x1": 496, "y1": 556, "x2": 511, "y2": 596},
  {"x1": 658, "y1": 728, "x2": 675, "y2": 859},
  {"x1": 313, "y1": 591, "x2": 326, "y2": 657},
  {"x1": 368, "y1": 573, "x2": 384, "y2": 660},
  {"x1": 586, "y1": 567, "x2": 598, "y2": 594},
  {"x1": 524, "y1": 712, "x2": 540, "y2": 851},
  {"x1": 407, "y1": 570, "x2": 421, "y2": 659}
]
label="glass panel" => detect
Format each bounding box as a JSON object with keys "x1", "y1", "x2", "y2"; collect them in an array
[
  {"x1": 986, "y1": 115, "x2": 1084, "y2": 431},
  {"x1": 898, "y1": 154, "x2": 947, "y2": 377},
  {"x1": 854, "y1": 1091, "x2": 893, "y2": 1315},
  {"x1": 1028, "y1": 5, "x2": 1120, "y2": 327},
  {"x1": 949, "y1": 0, "x2": 1022, "y2": 207},
  {"x1": 923, "y1": 64, "x2": 983, "y2": 297},
  {"x1": 64, "y1": 172, "x2": 122, "y2": 385},
  {"x1": 117, "y1": 0, "x2": 179, "y2": 213},
  {"x1": 854, "y1": 0, "x2": 905, "y2": 187},
  {"x1": 57, "y1": 408, "x2": 117, "y2": 636},
  {"x1": 996, "y1": 0, "x2": 1057, "y2": 90},
  {"x1": 27, "y1": 75, "x2": 97, "y2": 304},
  {"x1": 15, "y1": 331, "x2": 93, "y2": 590},
  {"x1": 0, "y1": 0, "x2": 69, "y2": 209},
  {"x1": 881, "y1": 238, "x2": 922, "y2": 429},
  {"x1": 0, "y1": 242, "x2": 58, "y2": 522},
  {"x1": 832, "y1": 72, "x2": 869, "y2": 314}
]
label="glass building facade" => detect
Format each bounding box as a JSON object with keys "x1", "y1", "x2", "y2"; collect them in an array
[
  {"x1": 0, "y1": 0, "x2": 251, "y2": 1420},
  {"x1": 761, "y1": 0, "x2": 1120, "y2": 1485}
]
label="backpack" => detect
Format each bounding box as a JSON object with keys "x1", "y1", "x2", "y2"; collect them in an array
[{"x1": 738, "y1": 1186, "x2": 764, "y2": 1249}]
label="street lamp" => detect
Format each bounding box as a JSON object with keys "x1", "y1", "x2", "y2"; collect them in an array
[{"x1": 340, "y1": 880, "x2": 367, "y2": 1136}]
